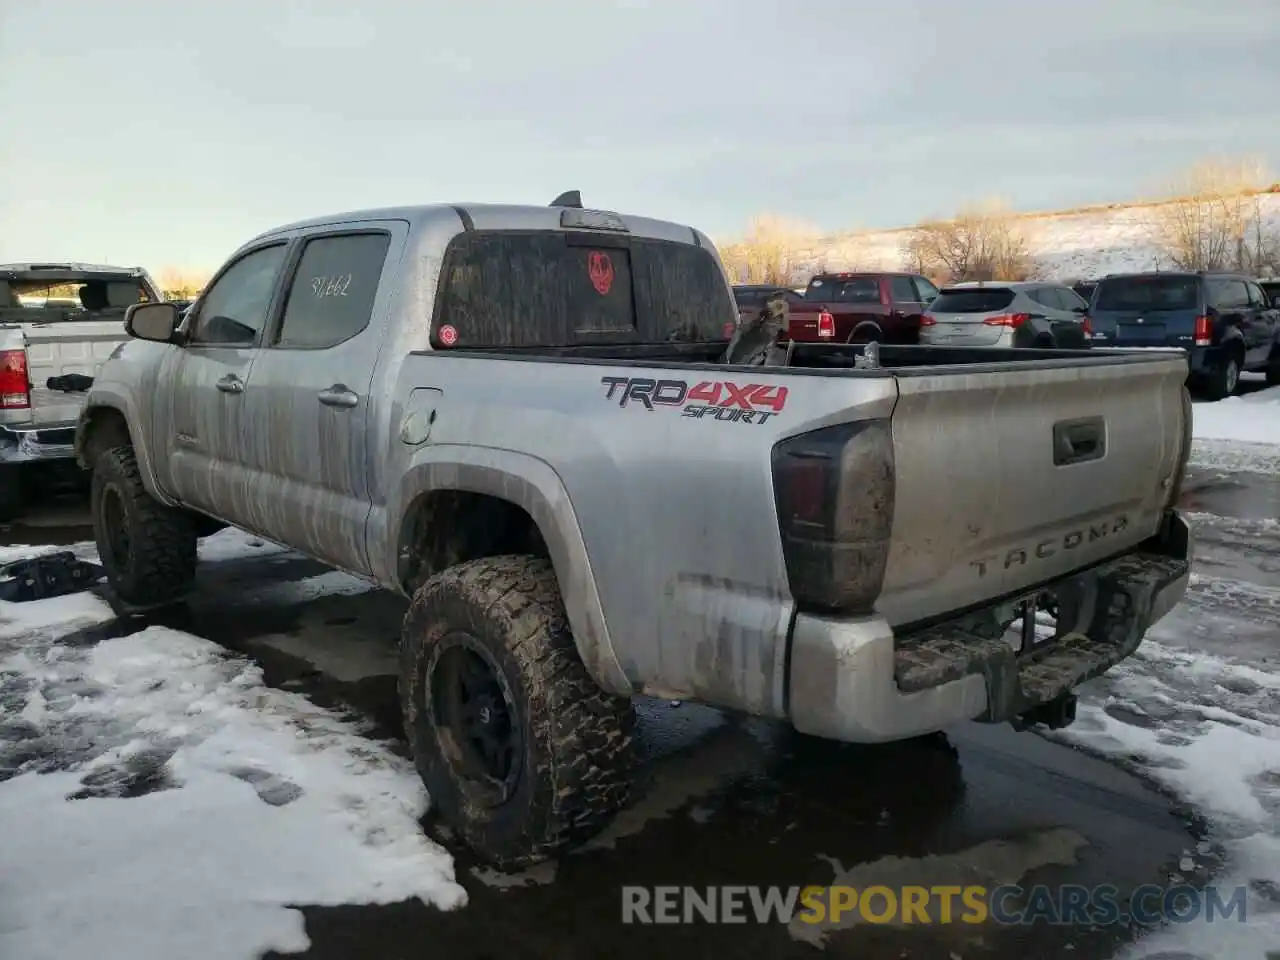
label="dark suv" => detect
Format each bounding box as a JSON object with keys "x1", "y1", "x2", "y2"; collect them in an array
[{"x1": 1087, "y1": 272, "x2": 1280, "y2": 399}]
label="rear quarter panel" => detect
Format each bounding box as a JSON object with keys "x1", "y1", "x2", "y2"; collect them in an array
[{"x1": 378, "y1": 352, "x2": 897, "y2": 714}]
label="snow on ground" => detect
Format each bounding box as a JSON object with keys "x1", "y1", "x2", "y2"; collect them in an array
[
  {"x1": 789, "y1": 192, "x2": 1280, "y2": 282},
  {"x1": 0, "y1": 546, "x2": 464, "y2": 960},
  {"x1": 1190, "y1": 381, "x2": 1280, "y2": 475},
  {"x1": 1055, "y1": 642, "x2": 1280, "y2": 959},
  {"x1": 1192, "y1": 383, "x2": 1280, "y2": 447}
]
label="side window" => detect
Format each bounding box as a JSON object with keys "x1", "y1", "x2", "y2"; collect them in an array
[
  {"x1": 1221, "y1": 279, "x2": 1250, "y2": 309},
  {"x1": 913, "y1": 276, "x2": 940, "y2": 302},
  {"x1": 1028, "y1": 287, "x2": 1056, "y2": 309},
  {"x1": 1206, "y1": 279, "x2": 1226, "y2": 308},
  {"x1": 890, "y1": 276, "x2": 919, "y2": 302},
  {"x1": 1245, "y1": 281, "x2": 1267, "y2": 308},
  {"x1": 188, "y1": 244, "x2": 289, "y2": 346},
  {"x1": 1058, "y1": 287, "x2": 1088, "y2": 311},
  {"x1": 274, "y1": 233, "x2": 392, "y2": 349}
]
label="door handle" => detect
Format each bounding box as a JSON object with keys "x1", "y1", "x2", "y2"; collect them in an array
[
  {"x1": 1053, "y1": 416, "x2": 1106, "y2": 466},
  {"x1": 318, "y1": 385, "x2": 359, "y2": 408},
  {"x1": 216, "y1": 375, "x2": 244, "y2": 395}
]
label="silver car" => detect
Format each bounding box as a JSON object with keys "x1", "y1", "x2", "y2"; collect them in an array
[{"x1": 920, "y1": 281, "x2": 1091, "y2": 348}]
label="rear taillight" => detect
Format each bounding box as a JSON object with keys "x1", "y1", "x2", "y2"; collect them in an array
[
  {"x1": 920, "y1": 314, "x2": 936, "y2": 326},
  {"x1": 982, "y1": 312, "x2": 1031, "y2": 328},
  {"x1": 1081, "y1": 316, "x2": 1092, "y2": 335},
  {"x1": 772, "y1": 420, "x2": 895, "y2": 614},
  {"x1": 0, "y1": 350, "x2": 30, "y2": 409},
  {"x1": 817, "y1": 310, "x2": 836, "y2": 339},
  {"x1": 1194, "y1": 314, "x2": 1213, "y2": 347}
]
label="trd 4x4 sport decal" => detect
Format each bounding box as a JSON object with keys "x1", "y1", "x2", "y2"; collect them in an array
[{"x1": 600, "y1": 376, "x2": 788, "y2": 424}]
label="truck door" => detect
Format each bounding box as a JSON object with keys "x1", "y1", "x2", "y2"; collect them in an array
[
  {"x1": 163, "y1": 242, "x2": 289, "y2": 518},
  {"x1": 237, "y1": 221, "x2": 407, "y2": 575}
]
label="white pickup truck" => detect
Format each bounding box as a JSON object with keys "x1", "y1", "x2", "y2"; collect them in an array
[{"x1": 0, "y1": 263, "x2": 161, "y2": 520}]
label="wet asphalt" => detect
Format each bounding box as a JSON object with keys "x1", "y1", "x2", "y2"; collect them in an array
[{"x1": 3, "y1": 455, "x2": 1278, "y2": 960}]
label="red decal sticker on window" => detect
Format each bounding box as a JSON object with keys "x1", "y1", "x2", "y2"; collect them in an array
[
  {"x1": 588, "y1": 251, "x2": 614, "y2": 295},
  {"x1": 438, "y1": 324, "x2": 459, "y2": 346}
]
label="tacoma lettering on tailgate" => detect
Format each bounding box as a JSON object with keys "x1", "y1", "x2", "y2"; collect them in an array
[
  {"x1": 600, "y1": 376, "x2": 788, "y2": 425},
  {"x1": 969, "y1": 515, "x2": 1130, "y2": 577}
]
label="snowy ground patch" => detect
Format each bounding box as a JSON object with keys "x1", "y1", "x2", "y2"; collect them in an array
[
  {"x1": 1192, "y1": 383, "x2": 1280, "y2": 447},
  {"x1": 1056, "y1": 642, "x2": 1280, "y2": 958},
  {"x1": 0, "y1": 587, "x2": 465, "y2": 960}
]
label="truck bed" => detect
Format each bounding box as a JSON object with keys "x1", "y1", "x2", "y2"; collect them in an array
[{"x1": 403, "y1": 342, "x2": 1189, "y2": 630}]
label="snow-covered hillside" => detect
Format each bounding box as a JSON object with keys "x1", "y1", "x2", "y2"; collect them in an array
[{"x1": 790, "y1": 192, "x2": 1280, "y2": 283}]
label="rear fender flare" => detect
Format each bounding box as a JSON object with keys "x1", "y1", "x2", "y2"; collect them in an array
[{"x1": 388, "y1": 445, "x2": 631, "y2": 696}]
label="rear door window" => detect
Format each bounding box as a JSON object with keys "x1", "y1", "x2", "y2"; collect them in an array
[
  {"x1": 1207, "y1": 278, "x2": 1249, "y2": 310},
  {"x1": 274, "y1": 232, "x2": 391, "y2": 349},
  {"x1": 912, "y1": 276, "x2": 940, "y2": 302},
  {"x1": 928, "y1": 288, "x2": 1016, "y2": 313},
  {"x1": 434, "y1": 231, "x2": 733, "y2": 347},
  {"x1": 889, "y1": 276, "x2": 919, "y2": 302},
  {"x1": 1027, "y1": 287, "x2": 1060, "y2": 310},
  {"x1": 1095, "y1": 276, "x2": 1200, "y2": 312},
  {"x1": 805, "y1": 277, "x2": 881, "y2": 303}
]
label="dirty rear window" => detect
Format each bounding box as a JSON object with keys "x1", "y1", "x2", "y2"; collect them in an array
[
  {"x1": 804, "y1": 277, "x2": 881, "y2": 304},
  {"x1": 929, "y1": 288, "x2": 1015, "y2": 313},
  {"x1": 433, "y1": 231, "x2": 734, "y2": 347},
  {"x1": 1094, "y1": 276, "x2": 1199, "y2": 312},
  {"x1": 0, "y1": 276, "x2": 152, "y2": 320}
]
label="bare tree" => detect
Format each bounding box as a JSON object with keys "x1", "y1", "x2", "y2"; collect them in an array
[
  {"x1": 1149, "y1": 158, "x2": 1280, "y2": 274},
  {"x1": 156, "y1": 266, "x2": 210, "y2": 300},
  {"x1": 716, "y1": 214, "x2": 818, "y2": 286},
  {"x1": 899, "y1": 200, "x2": 1032, "y2": 283}
]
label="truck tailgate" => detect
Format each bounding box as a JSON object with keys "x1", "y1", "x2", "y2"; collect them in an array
[
  {"x1": 876, "y1": 354, "x2": 1188, "y2": 626},
  {"x1": 19, "y1": 321, "x2": 129, "y2": 423}
]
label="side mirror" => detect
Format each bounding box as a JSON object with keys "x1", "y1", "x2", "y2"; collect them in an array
[
  {"x1": 1272, "y1": 296, "x2": 1280, "y2": 309},
  {"x1": 124, "y1": 302, "x2": 181, "y2": 343}
]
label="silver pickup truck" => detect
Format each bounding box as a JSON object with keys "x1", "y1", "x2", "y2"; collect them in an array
[
  {"x1": 0, "y1": 263, "x2": 160, "y2": 520},
  {"x1": 75, "y1": 198, "x2": 1193, "y2": 867}
]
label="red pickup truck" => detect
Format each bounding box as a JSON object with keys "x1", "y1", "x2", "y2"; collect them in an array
[{"x1": 783, "y1": 272, "x2": 941, "y2": 344}]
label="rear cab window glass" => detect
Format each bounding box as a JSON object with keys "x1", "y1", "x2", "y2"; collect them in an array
[
  {"x1": 434, "y1": 231, "x2": 733, "y2": 347},
  {"x1": 1095, "y1": 276, "x2": 1199, "y2": 312},
  {"x1": 805, "y1": 277, "x2": 881, "y2": 303},
  {"x1": 274, "y1": 233, "x2": 392, "y2": 348},
  {"x1": 0, "y1": 274, "x2": 153, "y2": 323},
  {"x1": 929, "y1": 288, "x2": 1015, "y2": 313},
  {"x1": 889, "y1": 276, "x2": 918, "y2": 302}
]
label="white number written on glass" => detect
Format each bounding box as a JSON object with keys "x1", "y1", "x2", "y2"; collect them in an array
[{"x1": 310, "y1": 274, "x2": 352, "y2": 297}]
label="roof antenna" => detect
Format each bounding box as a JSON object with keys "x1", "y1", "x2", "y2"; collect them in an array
[{"x1": 550, "y1": 190, "x2": 583, "y2": 208}]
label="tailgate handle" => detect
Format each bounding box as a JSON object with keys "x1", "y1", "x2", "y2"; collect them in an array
[{"x1": 1053, "y1": 417, "x2": 1105, "y2": 466}]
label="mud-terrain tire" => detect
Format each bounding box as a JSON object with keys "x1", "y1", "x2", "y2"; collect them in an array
[
  {"x1": 400, "y1": 554, "x2": 636, "y2": 868},
  {"x1": 91, "y1": 445, "x2": 197, "y2": 608},
  {"x1": 0, "y1": 465, "x2": 23, "y2": 523}
]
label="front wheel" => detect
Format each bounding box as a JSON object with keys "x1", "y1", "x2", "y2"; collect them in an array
[
  {"x1": 91, "y1": 446, "x2": 197, "y2": 609},
  {"x1": 400, "y1": 555, "x2": 636, "y2": 868}
]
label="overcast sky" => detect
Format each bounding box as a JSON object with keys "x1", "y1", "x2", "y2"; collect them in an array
[{"x1": 2, "y1": 0, "x2": 1277, "y2": 273}]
